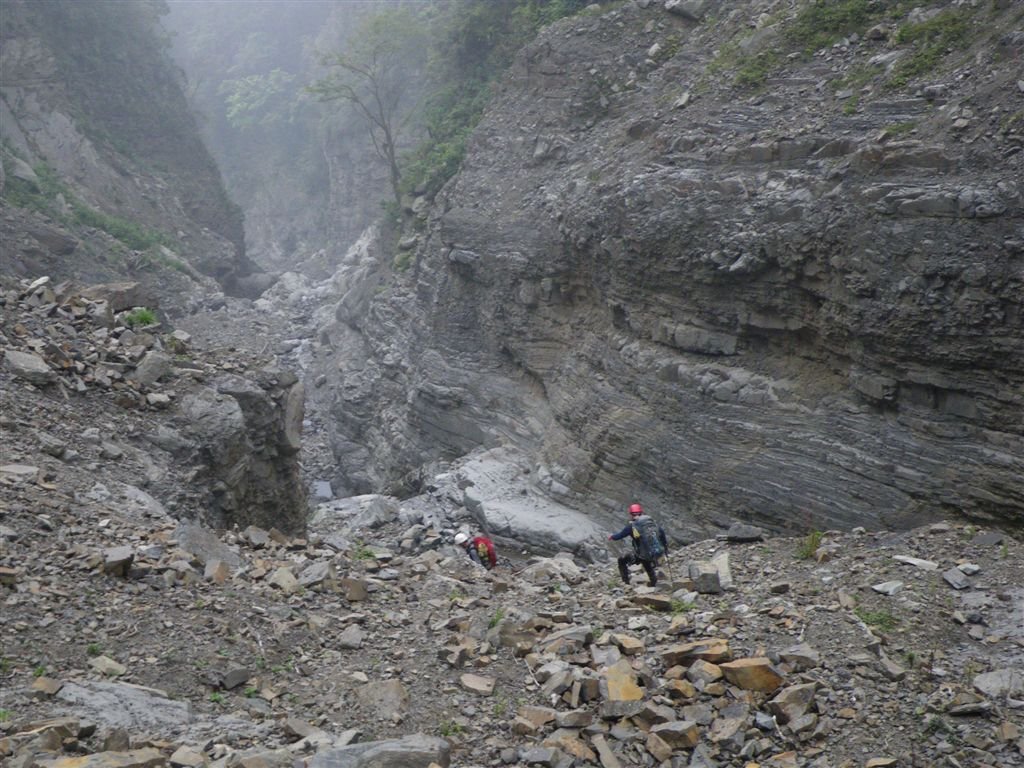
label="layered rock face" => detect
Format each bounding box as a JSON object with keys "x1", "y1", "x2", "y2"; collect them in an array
[{"x1": 325, "y1": 1, "x2": 1022, "y2": 540}]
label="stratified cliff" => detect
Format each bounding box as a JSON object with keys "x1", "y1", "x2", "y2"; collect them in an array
[
  {"x1": 0, "y1": 0, "x2": 261, "y2": 300},
  {"x1": 321, "y1": 0, "x2": 1023, "y2": 540}
]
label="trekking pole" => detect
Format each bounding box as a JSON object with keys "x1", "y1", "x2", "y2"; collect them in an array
[{"x1": 663, "y1": 551, "x2": 674, "y2": 586}]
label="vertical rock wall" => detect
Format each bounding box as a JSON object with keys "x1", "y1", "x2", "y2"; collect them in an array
[{"x1": 322, "y1": 2, "x2": 1023, "y2": 540}]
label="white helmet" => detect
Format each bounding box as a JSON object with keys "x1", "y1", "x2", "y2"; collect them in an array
[{"x1": 454, "y1": 532, "x2": 469, "y2": 546}]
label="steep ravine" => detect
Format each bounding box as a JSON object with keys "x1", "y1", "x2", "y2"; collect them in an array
[{"x1": 320, "y1": 0, "x2": 1023, "y2": 543}]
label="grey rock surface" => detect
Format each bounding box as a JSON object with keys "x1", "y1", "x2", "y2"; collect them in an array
[
  {"x1": 55, "y1": 680, "x2": 193, "y2": 731},
  {"x1": 316, "y1": 0, "x2": 1023, "y2": 541}
]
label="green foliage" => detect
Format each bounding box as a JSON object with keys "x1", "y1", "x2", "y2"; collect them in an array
[
  {"x1": 86, "y1": 643, "x2": 102, "y2": 657},
  {"x1": 352, "y1": 541, "x2": 376, "y2": 561},
  {"x1": 244, "y1": 686, "x2": 258, "y2": 698},
  {"x1": 883, "y1": 121, "x2": 916, "y2": 138},
  {"x1": 855, "y1": 607, "x2": 898, "y2": 632},
  {"x1": 0, "y1": 709, "x2": 11, "y2": 723},
  {"x1": 71, "y1": 203, "x2": 172, "y2": 251},
  {"x1": 923, "y1": 714, "x2": 951, "y2": 735},
  {"x1": 889, "y1": 8, "x2": 972, "y2": 89},
  {"x1": 786, "y1": 0, "x2": 876, "y2": 55},
  {"x1": 439, "y1": 719, "x2": 464, "y2": 737},
  {"x1": 123, "y1": 308, "x2": 157, "y2": 328},
  {"x1": 796, "y1": 530, "x2": 824, "y2": 560},
  {"x1": 734, "y1": 50, "x2": 782, "y2": 89},
  {"x1": 208, "y1": 692, "x2": 225, "y2": 704},
  {"x1": 1000, "y1": 110, "x2": 1023, "y2": 134},
  {"x1": 221, "y1": 69, "x2": 297, "y2": 130},
  {"x1": 488, "y1": 608, "x2": 506, "y2": 629},
  {"x1": 32, "y1": 665, "x2": 46, "y2": 678},
  {"x1": 670, "y1": 599, "x2": 696, "y2": 615},
  {"x1": 400, "y1": 0, "x2": 597, "y2": 200},
  {"x1": 0, "y1": 159, "x2": 66, "y2": 214}
]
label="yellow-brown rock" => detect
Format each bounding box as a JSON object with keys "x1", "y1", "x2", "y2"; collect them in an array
[
  {"x1": 43, "y1": 748, "x2": 167, "y2": 768},
  {"x1": 661, "y1": 638, "x2": 731, "y2": 667},
  {"x1": 720, "y1": 657, "x2": 784, "y2": 693},
  {"x1": 603, "y1": 658, "x2": 644, "y2": 701}
]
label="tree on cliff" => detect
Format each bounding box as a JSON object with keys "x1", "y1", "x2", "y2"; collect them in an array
[{"x1": 308, "y1": 7, "x2": 428, "y2": 209}]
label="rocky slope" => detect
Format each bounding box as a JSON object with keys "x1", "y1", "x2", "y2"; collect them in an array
[
  {"x1": 0, "y1": 0, "x2": 266, "y2": 301},
  {"x1": 2, "y1": 444, "x2": 1022, "y2": 767},
  {"x1": 319, "y1": 0, "x2": 1024, "y2": 542}
]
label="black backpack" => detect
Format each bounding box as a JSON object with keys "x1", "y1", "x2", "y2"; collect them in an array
[{"x1": 631, "y1": 515, "x2": 665, "y2": 560}]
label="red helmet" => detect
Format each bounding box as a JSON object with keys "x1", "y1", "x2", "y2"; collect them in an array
[{"x1": 629, "y1": 503, "x2": 643, "y2": 516}]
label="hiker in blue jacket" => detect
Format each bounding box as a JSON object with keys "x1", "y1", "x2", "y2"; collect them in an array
[{"x1": 608, "y1": 503, "x2": 668, "y2": 586}]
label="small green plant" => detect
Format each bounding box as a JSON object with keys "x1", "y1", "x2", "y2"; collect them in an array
[
  {"x1": 883, "y1": 121, "x2": 916, "y2": 138},
  {"x1": 904, "y1": 649, "x2": 918, "y2": 667},
  {"x1": 352, "y1": 541, "x2": 376, "y2": 561},
  {"x1": 86, "y1": 643, "x2": 102, "y2": 657},
  {"x1": 194, "y1": 659, "x2": 208, "y2": 670},
  {"x1": 208, "y1": 692, "x2": 225, "y2": 704},
  {"x1": 488, "y1": 608, "x2": 506, "y2": 629},
  {"x1": 796, "y1": 530, "x2": 824, "y2": 560},
  {"x1": 923, "y1": 714, "x2": 951, "y2": 735},
  {"x1": 855, "y1": 607, "x2": 898, "y2": 632},
  {"x1": 123, "y1": 307, "x2": 157, "y2": 328},
  {"x1": 0, "y1": 657, "x2": 11, "y2": 673},
  {"x1": 1000, "y1": 110, "x2": 1023, "y2": 134},
  {"x1": 32, "y1": 665, "x2": 46, "y2": 678},
  {"x1": 652, "y1": 34, "x2": 681, "y2": 64},
  {"x1": 0, "y1": 708, "x2": 11, "y2": 723},
  {"x1": 961, "y1": 524, "x2": 978, "y2": 539},
  {"x1": 393, "y1": 249, "x2": 413, "y2": 272},
  {"x1": 439, "y1": 719, "x2": 464, "y2": 737},
  {"x1": 492, "y1": 698, "x2": 508, "y2": 717},
  {"x1": 244, "y1": 686, "x2": 258, "y2": 698},
  {"x1": 447, "y1": 588, "x2": 466, "y2": 602},
  {"x1": 670, "y1": 599, "x2": 696, "y2": 615}
]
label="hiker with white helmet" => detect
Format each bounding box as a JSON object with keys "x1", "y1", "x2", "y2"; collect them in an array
[
  {"x1": 454, "y1": 531, "x2": 498, "y2": 570},
  {"x1": 608, "y1": 502, "x2": 668, "y2": 586}
]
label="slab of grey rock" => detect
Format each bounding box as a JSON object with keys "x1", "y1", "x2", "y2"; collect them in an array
[
  {"x1": 55, "y1": 680, "x2": 192, "y2": 730},
  {"x1": 973, "y1": 668, "x2": 1024, "y2": 698},
  {"x1": 872, "y1": 580, "x2": 904, "y2": 596},
  {"x1": 894, "y1": 555, "x2": 938, "y2": 571},
  {"x1": 308, "y1": 733, "x2": 450, "y2": 768},
  {"x1": 943, "y1": 567, "x2": 971, "y2": 590},
  {"x1": 175, "y1": 520, "x2": 242, "y2": 568},
  {"x1": 132, "y1": 351, "x2": 172, "y2": 387},
  {"x1": 3, "y1": 349, "x2": 55, "y2": 385},
  {"x1": 456, "y1": 447, "x2": 605, "y2": 556}
]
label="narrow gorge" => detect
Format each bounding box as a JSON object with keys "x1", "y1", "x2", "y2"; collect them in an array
[{"x1": 1, "y1": 2, "x2": 1022, "y2": 768}]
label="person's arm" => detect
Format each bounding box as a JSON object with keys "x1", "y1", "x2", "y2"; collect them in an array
[
  {"x1": 659, "y1": 527, "x2": 668, "y2": 554},
  {"x1": 608, "y1": 524, "x2": 631, "y2": 541},
  {"x1": 467, "y1": 544, "x2": 482, "y2": 565}
]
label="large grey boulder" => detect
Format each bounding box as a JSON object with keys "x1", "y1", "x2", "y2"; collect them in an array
[
  {"x1": 309, "y1": 734, "x2": 450, "y2": 768},
  {"x1": 3, "y1": 349, "x2": 55, "y2": 385},
  {"x1": 179, "y1": 368, "x2": 305, "y2": 533}
]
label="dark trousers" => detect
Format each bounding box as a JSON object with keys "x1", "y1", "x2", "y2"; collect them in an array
[{"x1": 618, "y1": 553, "x2": 657, "y2": 586}]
